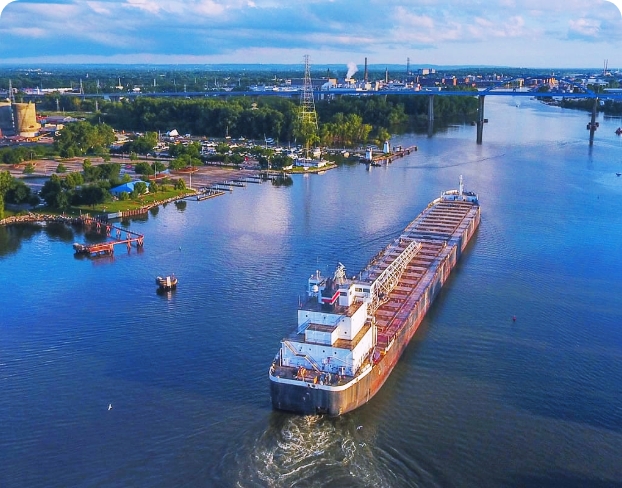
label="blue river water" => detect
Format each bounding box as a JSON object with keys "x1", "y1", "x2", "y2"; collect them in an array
[{"x1": 1, "y1": 96, "x2": 622, "y2": 487}]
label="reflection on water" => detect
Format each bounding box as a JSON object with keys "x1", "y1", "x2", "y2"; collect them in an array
[
  {"x1": 1, "y1": 97, "x2": 622, "y2": 487},
  {"x1": 156, "y1": 287, "x2": 176, "y2": 299},
  {"x1": 0, "y1": 222, "x2": 76, "y2": 258}
]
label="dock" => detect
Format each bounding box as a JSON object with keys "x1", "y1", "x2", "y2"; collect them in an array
[
  {"x1": 363, "y1": 145, "x2": 417, "y2": 165},
  {"x1": 193, "y1": 172, "x2": 284, "y2": 202},
  {"x1": 196, "y1": 188, "x2": 226, "y2": 201},
  {"x1": 73, "y1": 216, "x2": 144, "y2": 256}
]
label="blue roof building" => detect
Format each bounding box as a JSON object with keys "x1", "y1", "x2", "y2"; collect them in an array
[{"x1": 110, "y1": 181, "x2": 149, "y2": 196}]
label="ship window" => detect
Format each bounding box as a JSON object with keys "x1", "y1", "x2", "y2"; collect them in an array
[{"x1": 340, "y1": 292, "x2": 347, "y2": 296}]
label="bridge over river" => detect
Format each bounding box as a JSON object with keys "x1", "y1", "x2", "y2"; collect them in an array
[{"x1": 28, "y1": 86, "x2": 622, "y2": 145}]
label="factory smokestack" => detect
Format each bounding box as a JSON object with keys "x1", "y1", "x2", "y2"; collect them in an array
[{"x1": 364, "y1": 57, "x2": 368, "y2": 82}]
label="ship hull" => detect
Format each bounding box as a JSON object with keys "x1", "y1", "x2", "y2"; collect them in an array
[{"x1": 270, "y1": 198, "x2": 480, "y2": 415}]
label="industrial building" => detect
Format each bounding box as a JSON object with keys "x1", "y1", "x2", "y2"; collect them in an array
[
  {"x1": 13, "y1": 102, "x2": 41, "y2": 138},
  {"x1": 0, "y1": 100, "x2": 13, "y2": 136},
  {"x1": 0, "y1": 100, "x2": 41, "y2": 138}
]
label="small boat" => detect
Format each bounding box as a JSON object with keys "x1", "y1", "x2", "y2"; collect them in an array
[
  {"x1": 616, "y1": 173, "x2": 621, "y2": 177},
  {"x1": 156, "y1": 275, "x2": 177, "y2": 290}
]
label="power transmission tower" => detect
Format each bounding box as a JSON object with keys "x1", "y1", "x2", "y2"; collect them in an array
[
  {"x1": 8, "y1": 79, "x2": 16, "y2": 135},
  {"x1": 8, "y1": 79, "x2": 15, "y2": 103},
  {"x1": 299, "y1": 55, "x2": 318, "y2": 134}
]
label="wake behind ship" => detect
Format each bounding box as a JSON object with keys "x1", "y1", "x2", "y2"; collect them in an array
[{"x1": 269, "y1": 177, "x2": 480, "y2": 416}]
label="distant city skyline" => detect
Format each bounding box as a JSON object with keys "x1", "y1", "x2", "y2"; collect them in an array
[{"x1": 0, "y1": 0, "x2": 621, "y2": 69}]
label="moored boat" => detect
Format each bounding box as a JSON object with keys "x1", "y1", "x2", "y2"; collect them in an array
[{"x1": 269, "y1": 176, "x2": 480, "y2": 415}]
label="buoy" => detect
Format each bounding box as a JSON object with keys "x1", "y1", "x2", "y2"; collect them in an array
[
  {"x1": 512, "y1": 316, "x2": 516, "y2": 322},
  {"x1": 108, "y1": 403, "x2": 113, "y2": 410}
]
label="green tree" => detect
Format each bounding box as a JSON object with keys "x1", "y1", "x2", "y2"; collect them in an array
[
  {"x1": 80, "y1": 184, "x2": 108, "y2": 208},
  {"x1": 4, "y1": 179, "x2": 31, "y2": 204},
  {"x1": 134, "y1": 162, "x2": 155, "y2": 175},
  {"x1": 56, "y1": 163, "x2": 67, "y2": 173},
  {"x1": 0, "y1": 171, "x2": 14, "y2": 219},
  {"x1": 54, "y1": 121, "x2": 115, "y2": 157},
  {"x1": 98, "y1": 163, "x2": 121, "y2": 180},
  {"x1": 127, "y1": 132, "x2": 158, "y2": 154},
  {"x1": 40, "y1": 175, "x2": 63, "y2": 207},
  {"x1": 63, "y1": 171, "x2": 84, "y2": 190},
  {"x1": 133, "y1": 181, "x2": 148, "y2": 195}
]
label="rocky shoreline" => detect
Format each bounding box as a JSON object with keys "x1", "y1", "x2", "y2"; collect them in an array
[
  {"x1": 0, "y1": 191, "x2": 195, "y2": 227},
  {"x1": 0, "y1": 213, "x2": 82, "y2": 227}
]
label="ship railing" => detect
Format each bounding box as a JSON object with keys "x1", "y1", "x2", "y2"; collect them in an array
[
  {"x1": 304, "y1": 355, "x2": 322, "y2": 372},
  {"x1": 283, "y1": 340, "x2": 299, "y2": 356},
  {"x1": 283, "y1": 340, "x2": 322, "y2": 373},
  {"x1": 297, "y1": 319, "x2": 311, "y2": 334}
]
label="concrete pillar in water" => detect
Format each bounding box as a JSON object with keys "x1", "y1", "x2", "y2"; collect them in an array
[
  {"x1": 476, "y1": 95, "x2": 485, "y2": 144},
  {"x1": 589, "y1": 97, "x2": 598, "y2": 146},
  {"x1": 428, "y1": 95, "x2": 434, "y2": 122},
  {"x1": 427, "y1": 95, "x2": 434, "y2": 138}
]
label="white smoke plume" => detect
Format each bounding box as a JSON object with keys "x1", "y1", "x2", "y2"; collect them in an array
[{"x1": 346, "y1": 62, "x2": 358, "y2": 79}]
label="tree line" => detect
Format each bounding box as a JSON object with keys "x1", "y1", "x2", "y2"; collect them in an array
[{"x1": 95, "y1": 93, "x2": 478, "y2": 146}]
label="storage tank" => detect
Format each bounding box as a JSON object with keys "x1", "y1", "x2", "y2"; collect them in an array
[
  {"x1": 0, "y1": 100, "x2": 14, "y2": 135},
  {"x1": 14, "y1": 102, "x2": 40, "y2": 137}
]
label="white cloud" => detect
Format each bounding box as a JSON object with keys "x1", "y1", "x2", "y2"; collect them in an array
[
  {"x1": 569, "y1": 17, "x2": 602, "y2": 38},
  {"x1": 0, "y1": 0, "x2": 621, "y2": 66}
]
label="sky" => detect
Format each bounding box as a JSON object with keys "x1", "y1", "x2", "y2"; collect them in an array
[{"x1": 0, "y1": 0, "x2": 622, "y2": 69}]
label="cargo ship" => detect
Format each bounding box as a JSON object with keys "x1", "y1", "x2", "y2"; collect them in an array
[{"x1": 269, "y1": 177, "x2": 480, "y2": 415}]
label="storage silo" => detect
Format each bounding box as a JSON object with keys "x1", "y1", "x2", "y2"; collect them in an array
[
  {"x1": 0, "y1": 100, "x2": 14, "y2": 136},
  {"x1": 14, "y1": 102, "x2": 40, "y2": 137}
]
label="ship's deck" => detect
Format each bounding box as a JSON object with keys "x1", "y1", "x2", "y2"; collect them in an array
[
  {"x1": 371, "y1": 200, "x2": 478, "y2": 347},
  {"x1": 285, "y1": 321, "x2": 372, "y2": 351}
]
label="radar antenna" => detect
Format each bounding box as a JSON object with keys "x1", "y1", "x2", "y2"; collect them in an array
[{"x1": 333, "y1": 263, "x2": 347, "y2": 285}]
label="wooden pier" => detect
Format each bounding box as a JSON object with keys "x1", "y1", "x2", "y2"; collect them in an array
[
  {"x1": 364, "y1": 145, "x2": 418, "y2": 165},
  {"x1": 73, "y1": 216, "x2": 144, "y2": 256},
  {"x1": 196, "y1": 188, "x2": 226, "y2": 201}
]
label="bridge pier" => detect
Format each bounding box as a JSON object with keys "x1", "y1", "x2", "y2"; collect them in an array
[
  {"x1": 428, "y1": 95, "x2": 434, "y2": 122},
  {"x1": 476, "y1": 95, "x2": 485, "y2": 144},
  {"x1": 427, "y1": 95, "x2": 435, "y2": 137},
  {"x1": 589, "y1": 97, "x2": 598, "y2": 146}
]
